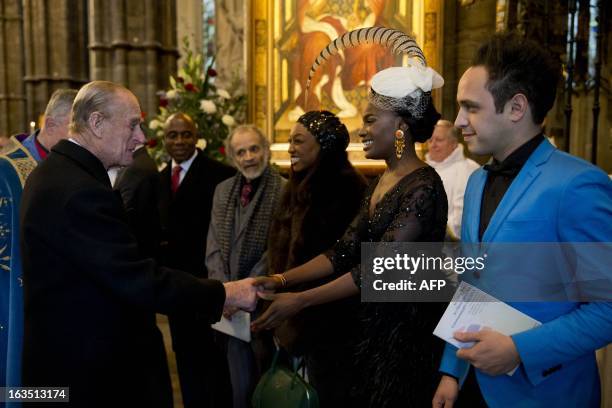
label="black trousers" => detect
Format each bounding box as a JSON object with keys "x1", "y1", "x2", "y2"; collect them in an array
[{"x1": 216, "y1": 331, "x2": 273, "y2": 408}]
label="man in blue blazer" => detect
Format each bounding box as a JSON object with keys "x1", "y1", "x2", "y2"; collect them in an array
[{"x1": 433, "y1": 32, "x2": 612, "y2": 407}]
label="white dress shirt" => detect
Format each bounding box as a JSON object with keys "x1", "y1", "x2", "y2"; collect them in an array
[{"x1": 171, "y1": 150, "x2": 198, "y2": 186}]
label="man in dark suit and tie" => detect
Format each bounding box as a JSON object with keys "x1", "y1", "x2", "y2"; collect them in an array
[
  {"x1": 158, "y1": 112, "x2": 236, "y2": 408},
  {"x1": 19, "y1": 81, "x2": 256, "y2": 407},
  {"x1": 114, "y1": 146, "x2": 161, "y2": 259}
]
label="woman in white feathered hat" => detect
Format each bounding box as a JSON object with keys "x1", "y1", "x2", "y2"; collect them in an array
[{"x1": 254, "y1": 27, "x2": 450, "y2": 407}]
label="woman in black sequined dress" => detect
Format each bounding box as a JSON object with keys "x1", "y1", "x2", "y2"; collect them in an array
[{"x1": 252, "y1": 66, "x2": 448, "y2": 407}]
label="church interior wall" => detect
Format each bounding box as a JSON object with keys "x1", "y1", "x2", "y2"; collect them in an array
[
  {"x1": 0, "y1": 0, "x2": 26, "y2": 135},
  {"x1": 0, "y1": 0, "x2": 609, "y2": 173}
]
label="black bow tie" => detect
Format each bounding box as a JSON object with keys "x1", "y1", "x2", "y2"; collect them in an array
[{"x1": 483, "y1": 161, "x2": 521, "y2": 177}]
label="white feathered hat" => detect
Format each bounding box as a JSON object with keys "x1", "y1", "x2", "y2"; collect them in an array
[{"x1": 305, "y1": 27, "x2": 444, "y2": 118}]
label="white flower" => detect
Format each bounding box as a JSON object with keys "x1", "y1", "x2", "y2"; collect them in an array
[
  {"x1": 156, "y1": 130, "x2": 164, "y2": 137},
  {"x1": 196, "y1": 138, "x2": 207, "y2": 150},
  {"x1": 217, "y1": 89, "x2": 231, "y2": 99},
  {"x1": 222, "y1": 114, "x2": 235, "y2": 127},
  {"x1": 166, "y1": 89, "x2": 178, "y2": 100},
  {"x1": 149, "y1": 119, "x2": 162, "y2": 130},
  {"x1": 200, "y1": 99, "x2": 217, "y2": 114}
]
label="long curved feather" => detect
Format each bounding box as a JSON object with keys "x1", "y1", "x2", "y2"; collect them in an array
[{"x1": 304, "y1": 27, "x2": 426, "y2": 103}]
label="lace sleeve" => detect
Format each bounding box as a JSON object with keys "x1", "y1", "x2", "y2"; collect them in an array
[{"x1": 324, "y1": 208, "x2": 366, "y2": 279}]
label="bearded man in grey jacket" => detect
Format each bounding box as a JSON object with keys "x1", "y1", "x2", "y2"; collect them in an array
[{"x1": 206, "y1": 124, "x2": 285, "y2": 408}]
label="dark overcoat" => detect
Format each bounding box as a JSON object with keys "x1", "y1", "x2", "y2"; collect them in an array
[{"x1": 20, "y1": 140, "x2": 225, "y2": 407}]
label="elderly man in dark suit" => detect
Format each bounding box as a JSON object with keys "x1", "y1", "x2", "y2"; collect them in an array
[
  {"x1": 158, "y1": 112, "x2": 236, "y2": 408},
  {"x1": 19, "y1": 81, "x2": 256, "y2": 408}
]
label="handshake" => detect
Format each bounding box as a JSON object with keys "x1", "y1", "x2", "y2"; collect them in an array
[
  {"x1": 222, "y1": 275, "x2": 287, "y2": 312},
  {"x1": 222, "y1": 277, "x2": 262, "y2": 312},
  {"x1": 222, "y1": 275, "x2": 300, "y2": 331}
]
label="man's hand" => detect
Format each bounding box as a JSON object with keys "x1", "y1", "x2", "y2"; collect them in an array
[
  {"x1": 454, "y1": 329, "x2": 521, "y2": 376},
  {"x1": 250, "y1": 292, "x2": 304, "y2": 332},
  {"x1": 222, "y1": 306, "x2": 239, "y2": 320},
  {"x1": 432, "y1": 375, "x2": 458, "y2": 407},
  {"x1": 223, "y1": 278, "x2": 258, "y2": 312}
]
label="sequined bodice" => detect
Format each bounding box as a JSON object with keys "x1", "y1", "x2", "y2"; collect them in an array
[{"x1": 325, "y1": 166, "x2": 447, "y2": 286}]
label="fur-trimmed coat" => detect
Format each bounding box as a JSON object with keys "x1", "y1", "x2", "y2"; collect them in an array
[
  {"x1": 268, "y1": 164, "x2": 367, "y2": 276},
  {"x1": 267, "y1": 159, "x2": 367, "y2": 407},
  {"x1": 268, "y1": 159, "x2": 367, "y2": 350}
]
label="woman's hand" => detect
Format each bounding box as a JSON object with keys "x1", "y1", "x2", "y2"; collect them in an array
[
  {"x1": 432, "y1": 375, "x2": 459, "y2": 407},
  {"x1": 252, "y1": 275, "x2": 284, "y2": 291},
  {"x1": 251, "y1": 292, "x2": 305, "y2": 331}
]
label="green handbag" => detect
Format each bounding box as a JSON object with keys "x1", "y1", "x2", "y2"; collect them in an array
[{"x1": 252, "y1": 348, "x2": 319, "y2": 408}]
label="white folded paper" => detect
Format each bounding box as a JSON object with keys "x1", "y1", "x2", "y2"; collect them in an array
[
  {"x1": 211, "y1": 310, "x2": 251, "y2": 342},
  {"x1": 434, "y1": 281, "x2": 541, "y2": 375}
]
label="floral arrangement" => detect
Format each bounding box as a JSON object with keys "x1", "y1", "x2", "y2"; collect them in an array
[{"x1": 145, "y1": 40, "x2": 247, "y2": 165}]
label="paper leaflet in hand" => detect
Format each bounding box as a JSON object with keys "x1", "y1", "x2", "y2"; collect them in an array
[
  {"x1": 211, "y1": 310, "x2": 251, "y2": 342},
  {"x1": 433, "y1": 281, "x2": 541, "y2": 375}
]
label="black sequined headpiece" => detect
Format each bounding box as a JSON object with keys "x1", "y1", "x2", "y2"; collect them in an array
[{"x1": 297, "y1": 110, "x2": 349, "y2": 153}]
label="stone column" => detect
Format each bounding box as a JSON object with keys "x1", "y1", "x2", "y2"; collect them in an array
[
  {"x1": 21, "y1": 0, "x2": 88, "y2": 129},
  {"x1": 441, "y1": 0, "x2": 497, "y2": 124},
  {"x1": 176, "y1": 0, "x2": 202, "y2": 67},
  {"x1": 215, "y1": 0, "x2": 245, "y2": 90},
  {"x1": 88, "y1": 0, "x2": 178, "y2": 116},
  {"x1": 0, "y1": 0, "x2": 26, "y2": 135}
]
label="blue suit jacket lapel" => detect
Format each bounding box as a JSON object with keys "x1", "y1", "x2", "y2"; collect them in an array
[
  {"x1": 481, "y1": 139, "x2": 555, "y2": 242},
  {"x1": 465, "y1": 170, "x2": 487, "y2": 243}
]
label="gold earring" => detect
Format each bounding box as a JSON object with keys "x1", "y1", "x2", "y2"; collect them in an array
[{"x1": 395, "y1": 129, "x2": 405, "y2": 159}]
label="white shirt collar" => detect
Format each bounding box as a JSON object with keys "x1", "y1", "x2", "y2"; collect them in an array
[
  {"x1": 107, "y1": 167, "x2": 120, "y2": 187},
  {"x1": 171, "y1": 150, "x2": 198, "y2": 185},
  {"x1": 172, "y1": 149, "x2": 198, "y2": 173}
]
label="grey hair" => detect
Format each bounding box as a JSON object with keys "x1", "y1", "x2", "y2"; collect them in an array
[
  {"x1": 435, "y1": 119, "x2": 459, "y2": 141},
  {"x1": 225, "y1": 124, "x2": 270, "y2": 161},
  {"x1": 44, "y1": 89, "x2": 78, "y2": 119},
  {"x1": 69, "y1": 81, "x2": 126, "y2": 134}
]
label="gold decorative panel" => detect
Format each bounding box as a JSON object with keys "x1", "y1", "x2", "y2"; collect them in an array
[{"x1": 248, "y1": 0, "x2": 443, "y2": 169}]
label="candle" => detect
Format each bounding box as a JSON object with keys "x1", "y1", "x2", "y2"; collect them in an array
[{"x1": 29, "y1": 121, "x2": 36, "y2": 134}]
